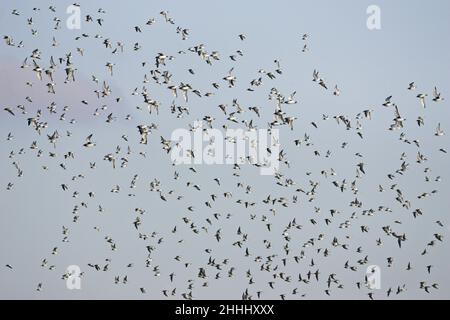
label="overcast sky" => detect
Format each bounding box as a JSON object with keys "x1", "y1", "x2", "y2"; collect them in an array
[{"x1": 1, "y1": 0, "x2": 449, "y2": 299}]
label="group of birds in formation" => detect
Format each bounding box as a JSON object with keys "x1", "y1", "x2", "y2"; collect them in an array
[{"x1": 1, "y1": 4, "x2": 448, "y2": 299}]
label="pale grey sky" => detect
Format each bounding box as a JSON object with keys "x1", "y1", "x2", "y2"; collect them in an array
[{"x1": 0, "y1": 0, "x2": 449, "y2": 299}]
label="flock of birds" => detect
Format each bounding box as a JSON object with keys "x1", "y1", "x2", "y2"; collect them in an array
[{"x1": 1, "y1": 4, "x2": 448, "y2": 300}]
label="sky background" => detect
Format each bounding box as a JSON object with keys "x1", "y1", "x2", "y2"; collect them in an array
[{"x1": 0, "y1": 0, "x2": 449, "y2": 299}]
